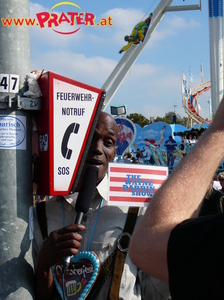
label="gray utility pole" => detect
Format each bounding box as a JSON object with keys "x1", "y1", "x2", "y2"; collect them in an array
[{"x1": 0, "y1": 0, "x2": 34, "y2": 298}]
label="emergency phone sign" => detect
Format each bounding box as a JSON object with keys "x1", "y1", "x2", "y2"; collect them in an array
[
  {"x1": 36, "y1": 72, "x2": 105, "y2": 196},
  {"x1": 53, "y1": 78, "x2": 102, "y2": 192}
]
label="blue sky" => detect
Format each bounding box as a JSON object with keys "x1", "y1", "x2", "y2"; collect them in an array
[{"x1": 29, "y1": 0, "x2": 211, "y2": 120}]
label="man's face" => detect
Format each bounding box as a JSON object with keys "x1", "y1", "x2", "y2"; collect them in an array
[{"x1": 85, "y1": 112, "x2": 118, "y2": 184}]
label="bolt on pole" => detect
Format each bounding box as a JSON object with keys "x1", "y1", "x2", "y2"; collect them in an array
[{"x1": 0, "y1": 0, "x2": 34, "y2": 298}]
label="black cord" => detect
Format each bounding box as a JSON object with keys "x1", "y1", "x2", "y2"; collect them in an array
[{"x1": 62, "y1": 272, "x2": 66, "y2": 300}]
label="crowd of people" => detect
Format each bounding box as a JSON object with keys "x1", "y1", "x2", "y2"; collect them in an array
[
  {"x1": 164, "y1": 136, "x2": 177, "y2": 169},
  {"x1": 32, "y1": 97, "x2": 224, "y2": 299},
  {"x1": 121, "y1": 129, "x2": 204, "y2": 170},
  {"x1": 123, "y1": 148, "x2": 144, "y2": 163}
]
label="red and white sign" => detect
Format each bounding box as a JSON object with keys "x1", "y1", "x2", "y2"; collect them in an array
[
  {"x1": 37, "y1": 72, "x2": 105, "y2": 196},
  {"x1": 108, "y1": 163, "x2": 168, "y2": 207},
  {"x1": 52, "y1": 77, "x2": 102, "y2": 193}
]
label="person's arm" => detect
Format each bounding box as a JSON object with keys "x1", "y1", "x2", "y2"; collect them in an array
[
  {"x1": 129, "y1": 97, "x2": 224, "y2": 283},
  {"x1": 34, "y1": 224, "x2": 85, "y2": 300}
]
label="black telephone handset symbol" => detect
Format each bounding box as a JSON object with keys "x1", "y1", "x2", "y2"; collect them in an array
[{"x1": 61, "y1": 123, "x2": 80, "y2": 159}]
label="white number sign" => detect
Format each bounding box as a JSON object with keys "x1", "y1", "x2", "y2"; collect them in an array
[{"x1": 0, "y1": 74, "x2": 19, "y2": 93}]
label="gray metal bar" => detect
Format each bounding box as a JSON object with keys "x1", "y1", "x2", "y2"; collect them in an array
[{"x1": 165, "y1": 4, "x2": 201, "y2": 12}]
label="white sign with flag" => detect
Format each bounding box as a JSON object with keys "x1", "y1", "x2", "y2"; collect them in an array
[{"x1": 108, "y1": 163, "x2": 168, "y2": 207}]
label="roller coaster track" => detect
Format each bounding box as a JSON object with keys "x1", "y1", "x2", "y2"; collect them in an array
[{"x1": 182, "y1": 80, "x2": 211, "y2": 125}]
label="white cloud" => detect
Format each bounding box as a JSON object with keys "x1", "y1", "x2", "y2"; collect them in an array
[
  {"x1": 103, "y1": 8, "x2": 145, "y2": 29},
  {"x1": 145, "y1": 14, "x2": 200, "y2": 48},
  {"x1": 31, "y1": 50, "x2": 117, "y2": 87}
]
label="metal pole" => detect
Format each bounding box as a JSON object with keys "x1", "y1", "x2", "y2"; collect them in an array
[
  {"x1": 0, "y1": 1, "x2": 34, "y2": 299},
  {"x1": 208, "y1": 0, "x2": 224, "y2": 115}
]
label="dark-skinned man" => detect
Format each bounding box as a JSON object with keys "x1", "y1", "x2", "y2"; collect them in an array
[{"x1": 33, "y1": 111, "x2": 170, "y2": 300}]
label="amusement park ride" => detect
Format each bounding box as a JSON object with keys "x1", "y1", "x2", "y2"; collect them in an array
[
  {"x1": 101, "y1": 0, "x2": 224, "y2": 127},
  {"x1": 183, "y1": 79, "x2": 211, "y2": 127}
]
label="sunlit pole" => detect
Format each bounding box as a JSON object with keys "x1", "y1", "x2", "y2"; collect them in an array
[
  {"x1": 208, "y1": 0, "x2": 224, "y2": 115},
  {"x1": 0, "y1": 0, "x2": 34, "y2": 298}
]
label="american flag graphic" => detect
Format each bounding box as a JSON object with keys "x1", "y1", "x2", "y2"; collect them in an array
[{"x1": 108, "y1": 163, "x2": 168, "y2": 207}]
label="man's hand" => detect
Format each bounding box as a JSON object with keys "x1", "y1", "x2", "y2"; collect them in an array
[
  {"x1": 37, "y1": 224, "x2": 85, "y2": 272},
  {"x1": 35, "y1": 224, "x2": 85, "y2": 300}
]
